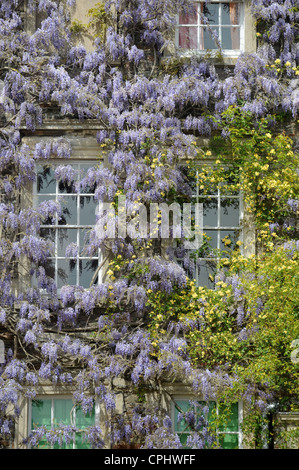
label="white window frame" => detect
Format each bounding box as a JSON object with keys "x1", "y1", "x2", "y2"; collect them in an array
[
  {"x1": 172, "y1": 396, "x2": 243, "y2": 449},
  {"x1": 192, "y1": 168, "x2": 243, "y2": 287},
  {"x1": 175, "y1": 0, "x2": 245, "y2": 58},
  {"x1": 177, "y1": 166, "x2": 243, "y2": 288},
  {"x1": 28, "y1": 395, "x2": 100, "y2": 449},
  {"x1": 33, "y1": 160, "x2": 102, "y2": 290}
]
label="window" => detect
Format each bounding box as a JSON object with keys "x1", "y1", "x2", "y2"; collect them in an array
[
  {"x1": 177, "y1": 1, "x2": 243, "y2": 54},
  {"x1": 173, "y1": 398, "x2": 242, "y2": 449},
  {"x1": 34, "y1": 162, "x2": 100, "y2": 289},
  {"x1": 193, "y1": 175, "x2": 241, "y2": 288},
  {"x1": 30, "y1": 397, "x2": 96, "y2": 449},
  {"x1": 177, "y1": 168, "x2": 241, "y2": 288}
]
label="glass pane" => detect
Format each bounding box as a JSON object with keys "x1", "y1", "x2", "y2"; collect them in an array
[
  {"x1": 79, "y1": 196, "x2": 97, "y2": 226},
  {"x1": 57, "y1": 228, "x2": 78, "y2": 256},
  {"x1": 219, "y1": 433, "x2": 239, "y2": 449},
  {"x1": 31, "y1": 399, "x2": 52, "y2": 449},
  {"x1": 58, "y1": 180, "x2": 75, "y2": 194},
  {"x1": 204, "y1": 230, "x2": 218, "y2": 252},
  {"x1": 220, "y1": 199, "x2": 239, "y2": 227},
  {"x1": 195, "y1": 401, "x2": 216, "y2": 430},
  {"x1": 222, "y1": 3, "x2": 240, "y2": 25},
  {"x1": 179, "y1": 26, "x2": 198, "y2": 49},
  {"x1": 197, "y1": 259, "x2": 216, "y2": 288},
  {"x1": 79, "y1": 229, "x2": 97, "y2": 257},
  {"x1": 201, "y1": 26, "x2": 219, "y2": 49},
  {"x1": 54, "y1": 399, "x2": 73, "y2": 426},
  {"x1": 201, "y1": 3, "x2": 219, "y2": 25},
  {"x1": 32, "y1": 399, "x2": 52, "y2": 428},
  {"x1": 76, "y1": 406, "x2": 95, "y2": 428},
  {"x1": 202, "y1": 198, "x2": 218, "y2": 226},
  {"x1": 222, "y1": 26, "x2": 240, "y2": 49},
  {"x1": 75, "y1": 406, "x2": 95, "y2": 449},
  {"x1": 174, "y1": 400, "x2": 193, "y2": 432},
  {"x1": 179, "y1": 4, "x2": 198, "y2": 24},
  {"x1": 53, "y1": 399, "x2": 74, "y2": 449},
  {"x1": 59, "y1": 196, "x2": 77, "y2": 225},
  {"x1": 219, "y1": 403, "x2": 239, "y2": 432},
  {"x1": 57, "y1": 259, "x2": 77, "y2": 287},
  {"x1": 37, "y1": 166, "x2": 56, "y2": 194},
  {"x1": 79, "y1": 259, "x2": 98, "y2": 288},
  {"x1": 79, "y1": 229, "x2": 91, "y2": 251}
]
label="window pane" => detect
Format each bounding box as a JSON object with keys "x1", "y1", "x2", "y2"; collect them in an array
[
  {"x1": 219, "y1": 403, "x2": 239, "y2": 432},
  {"x1": 202, "y1": 198, "x2": 218, "y2": 226},
  {"x1": 59, "y1": 196, "x2": 77, "y2": 225},
  {"x1": 219, "y1": 433, "x2": 239, "y2": 449},
  {"x1": 53, "y1": 399, "x2": 74, "y2": 449},
  {"x1": 203, "y1": 230, "x2": 218, "y2": 253},
  {"x1": 57, "y1": 228, "x2": 77, "y2": 256},
  {"x1": 32, "y1": 399, "x2": 52, "y2": 428},
  {"x1": 222, "y1": 26, "x2": 240, "y2": 49},
  {"x1": 79, "y1": 259, "x2": 98, "y2": 288},
  {"x1": 37, "y1": 167, "x2": 56, "y2": 194},
  {"x1": 58, "y1": 179, "x2": 75, "y2": 194},
  {"x1": 174, "y1": 400, "x2": 193, "y2": 432},
  {"x1": 179, "y1": 26, "x2": 198, "y2": 49},
  {"x1": 75, "y1": 406, "x2": 95, "y2": 449},
  {"x1": 57, "y1": 259, "x2": 77, "y2": 287},
  {"x1": 54, "y1": 399, "x2": 73, "y2": 426},
  {"x1": 79, "y1": 196, "x2": 97, "y2": 226},
  {"x1": 201, "y1": 26, "x2": 219, "y2": 49},
  {"x1": 220, "y1": 199, "x2": 239, "y2": 227},
  {"x1": 31, "y1": 399, "x2": 52, "y2": 449},
  {"x1": 201, "y1": 3, "x2": 219, "y2": 25},
  {"x1": 179, "y1": 4, "x2": 198, "y2": 24},
  {"x1": 222, "y1": 3, "x2": 240, "y2": 25},
  {"x1": 76, "y1": 406, "x2": 95, "y2": 428},
  {"x1": 196, "y1": 401, "x2": 216, "y2": 430},
  {"x1": 79, "y1": 228, "x2": 93, "y2": 253}
]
